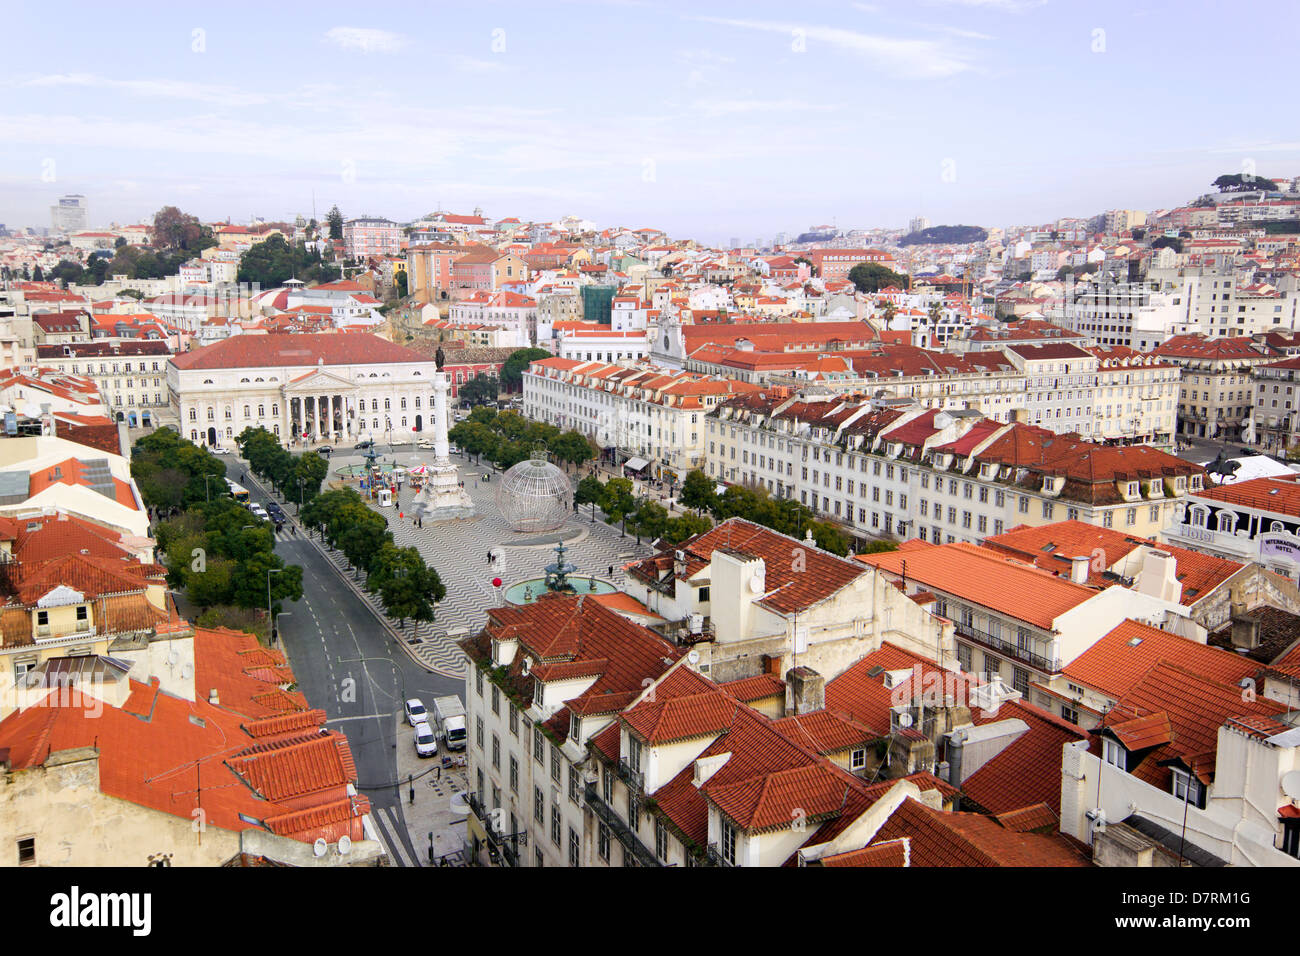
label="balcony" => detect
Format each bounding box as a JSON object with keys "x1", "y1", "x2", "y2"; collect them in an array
[
  {"x1": 954, "y1": 621, "x2": 1061, "y2": 674},
  {"x1": 617, "y1": 756, "x2": 645, "y2": 793},
  {"x1": 705, "y1": 841, "x2": 735, "y2": 868},
  {"x1": 584, "y1": 781, "x2": 661, "y2": 867}
]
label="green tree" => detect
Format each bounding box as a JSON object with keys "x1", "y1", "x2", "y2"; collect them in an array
[
  {"x1": 550, "y1": 430, "x2": 594, "y2": 471},
  {"x1": 848, "y1": 262, "x2": 908, "y2": 293},
  {"x1": 499, "y1": 348, "x2": 551, "y2": 391},
  {"x1": 679, "y1": 469, "x2": 716, "y2": 513},
  {"x1": 662, "y1": 512, "x2": 712, "y2": 545},
  {"x1": 152, "y1": 206, "x2": 207, "y2": 252},
  {"x1": 629, "y1": 500, "x2": 669, "y2": 544},
  {"x1": 575, "y1": 473, "x2": 605, "y2": 508},
  {"x1": 327, "y1": 205, "x2": 344, "y2": 240},
  {"x1": 459, "y1": 373, "x2": 499, "y2": 407},
  {"x1": 394, "y1": 270, "x2": 408, "y2": 298},
  {"x1": 599, "y1": 477, "x2": 636, "y2": 523}
]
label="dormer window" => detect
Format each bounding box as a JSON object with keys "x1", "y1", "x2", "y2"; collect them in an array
[
  {"x1": 1127, "y1": 482, "x2": 1140, "y2": 498},
  {"x1": 1189, "y1": 475, "x2": 1203, "y2": 491},
  {"x1": 1171, "y1": 769, "x2": 1205, "y2": 808}
]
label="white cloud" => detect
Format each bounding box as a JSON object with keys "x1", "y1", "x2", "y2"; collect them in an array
[
  {"x1": 690, "y1": 98, "x2": 838, "y2": 117},
  {"x1": 323, "y1": 27, "x2": 409, "y2": 54},
  {"x1": 449, "y1": 55, "x2": 509, "y2": 74},
  {"x1": 691, "y1": 17, "x2": 973, "y2": 78},
  {"x1": 923, "y1": 0, "x2": 1045, "y2": 10}
]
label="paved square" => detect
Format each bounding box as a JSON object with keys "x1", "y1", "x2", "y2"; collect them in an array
[{"x1": 318, "y1": 447, "x2": 658, "y2": 677}]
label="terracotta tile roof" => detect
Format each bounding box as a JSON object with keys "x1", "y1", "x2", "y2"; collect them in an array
[
  {"x1": 1194, "y1": 474, "x2": 1300, "y2": 518},
  {"x1": 958, "y1": 698, "x2": 1088, "y2": 817},
  {"x1": 993, "y1": 802, "x2": 1059, "y2": 832},
  {"x1": 983, "y1": 520, "x2": 1242, "y2": 600},
  {"x1": 622, "y1": 691, "x2": 737, "y2": 745},
  {"x1": 170, "y1": 332, "x2": 429, "y2": 370},
  {"x1": 0, "y1": 635, "x2": 365, "y2": 846},
  {"x1": 708, "y1": 763, "x2": 851, "y2": 831},
  {"x1": 772, "y1": 709, "x2": 876, "y2": 755},
  {"x1": 1107, "y1": 712, "x2": 1173, "y2": 751},
  {"x1": 719, "y1": 673, "x2": 785, "y2": 703},
  {"x1": 869, "y1": 798, "x2": 1089, "y2": 866},
  {"x1": 821, "y1": 839, "x2": 910, "y2": 867},
  {"x1": 856, "y1": 542, "x2": 1096, "y2": 629},
  {"x1": 1062, "y1": 619, "x2": 1260, "y2": 702},
  {"x1": 826, "y1": 642, "x2": 982, "y2": 736},
  {"x1": 627, "y1": 517, "x2": 866, "y2": 615},
  {"x1": 1094, "y1": 662, "x2": 1288, "y2": 790}
]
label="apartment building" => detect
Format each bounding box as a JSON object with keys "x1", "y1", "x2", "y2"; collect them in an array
[
  {"x1": 406, "y1": 242, "x2": 476, "y2": 302},
  {"x1": 342, "y1": 216, "x2": 402, "y2": 260},
  {"x1": 1154, "y1": 334, "x2": 1275, "y2": 441},
  {"x1": 1249, "y1": 356, "x2": 1300, "y2": 451},
  {"x1": 857, "y1": 541, "x2": 1192, "y2": 717},
  {"x1": 1061, "y1": 282, "x2": 1188, "y2": 350},
  {"x1": 1002, "y1": 343, "x2": 1097, "y2": 436},
  {"x1": 451, "y1": 249, "x2": 529, "y2": 292},
  {"x1": 806, "y1": 248, "x2": 899, "y2": 282},
  {"x1": 1085, "y1": 345, "x2": 1181, "y2": 450},
  {"x1": 448, "y1": 290, "x2": 537, "y2": 347},
  {"x1": 523, "y1": 357, "x2": 760, "y2": 474},
  {"x1": 705, "y1": 395, "x2": 1205, "y2": 546},
  {"x1": 36, "y1": 340, "x2": 174, "y2": 427}
]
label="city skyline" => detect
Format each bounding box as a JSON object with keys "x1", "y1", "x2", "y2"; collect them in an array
[{"x1": 2, "y1": 0, "x2": 1298, "y2": 241}]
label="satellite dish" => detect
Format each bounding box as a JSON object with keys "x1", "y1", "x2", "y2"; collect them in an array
[
  {"x1": 749, "y1": 574, "x2": 764, "y2": 594},
  {"x1": 167, "y1": 650, "x2": 180, "y2": 665},
  {"x1": 1283, "y1": 771, "x2": 1300, "y2": 800},
  {"x1": 337, "y1": 835, "x2": 352, "y2": 855},
  {"x1": 896, "y1": 712, "x2": 914, "y2": 728},
  {"x1": 687, "y1": 650, "x2": 700, "y2": 665},
  {"x1": 313, "y1": 838, "x2": 327, "y2": 858},
  {"x1": 181, "y1": 663, "x2": 193, "y2": 680}
]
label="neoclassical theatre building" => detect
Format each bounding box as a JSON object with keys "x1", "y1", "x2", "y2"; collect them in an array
[{"x1": 168, "y1": 332, "x2": 440, "y2": 448}]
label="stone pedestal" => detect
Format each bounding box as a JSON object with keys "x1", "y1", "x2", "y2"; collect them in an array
[{"x1": 413, "y1": 371, "x2": 476, "y2": 522}]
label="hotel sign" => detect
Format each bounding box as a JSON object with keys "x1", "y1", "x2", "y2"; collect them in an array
[{"x1": 1260, "y1": 533, "x2": 1300, "y2": 563}]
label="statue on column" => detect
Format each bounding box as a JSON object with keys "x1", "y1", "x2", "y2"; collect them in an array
[{"x1": 435, "y1": 345, "x2": 446, "y2": 371}]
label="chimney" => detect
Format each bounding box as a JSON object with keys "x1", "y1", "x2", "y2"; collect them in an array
[
  {"x1": 1069, "y1": 555, "x2": 1091, "y2": 584},
  {"x1": 1230, "y1": 602, "x2": 1261, "y2": 650},
  {"x1": 787, "y1": 665, "x2": 825, "y2": 715},
  {"x1": 1136, "y1": 548, "x2": 1180, "y2": 603}
]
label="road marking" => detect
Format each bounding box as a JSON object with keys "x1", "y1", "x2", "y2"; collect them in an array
[
  {"x1": 378, "y1": 807, "x2": 418, "y2": 867},
  {"x1": 325, "y1": 713, "x2": 392, "y2": 723}
]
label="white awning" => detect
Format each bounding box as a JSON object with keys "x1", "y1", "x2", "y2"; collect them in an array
[{"x1": 623, "y1": 457, "x2": 650, "y2": 472}]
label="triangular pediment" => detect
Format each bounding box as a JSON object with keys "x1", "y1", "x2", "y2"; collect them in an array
[{"x1": 283, "y1": 368, "x2": 356, "y2": 392}]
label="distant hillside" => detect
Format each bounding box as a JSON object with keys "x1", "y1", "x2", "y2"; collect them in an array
[
  {"x1": 898, "y1": 224, "x2": 988, "y2": 246},
  {"x1": 795, "y1": 229, "x2": 838, "y2": 244}
]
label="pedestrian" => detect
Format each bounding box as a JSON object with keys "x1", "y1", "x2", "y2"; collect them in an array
[
  {"x1": 608, "y1": 565, "x2": 614, "y2": 577},
  {"x1": 487, "y1": 552, "x2": 492, "y2": 566}
]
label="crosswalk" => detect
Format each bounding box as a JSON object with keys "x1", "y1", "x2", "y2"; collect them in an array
[{"x1": 370, "y1": 805, "x2": 419, "y2": 867}]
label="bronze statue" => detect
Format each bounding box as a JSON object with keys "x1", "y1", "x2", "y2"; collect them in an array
[{"x1": 435, "y1": 346, "x2": 446, "y2": 371}]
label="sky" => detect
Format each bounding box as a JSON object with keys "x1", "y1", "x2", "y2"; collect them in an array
[{"x1": 2, "y1": 0, "x2": 1298, "y2": 244}]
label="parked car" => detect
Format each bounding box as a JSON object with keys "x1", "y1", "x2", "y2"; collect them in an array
[
  {"x1": 250, "y1": 504, "x2": 269, "y2": 520},
  {"x1": 317, "y1": 445, "x2": 333, "y2": 456},
  {"x1": 405, "y1": 698, "x2": 428, "y2": 727},
  {"x1": 355, "y1": 440, "x2": 374, "y2": 450},
  {"x1": 417, "y1": 439, "x2": 435, "y2": 450},
  {"x1": 413, "y1": 719, "x2": 438, "y2": 758}
]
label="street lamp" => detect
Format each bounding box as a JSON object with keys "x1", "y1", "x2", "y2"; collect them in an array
[
  {"x1": 203, "y1": 474, "x2": 218, "y2": 503},
  {"x1": 267, "y1": 568, "x2": 283, "y2": 645}
]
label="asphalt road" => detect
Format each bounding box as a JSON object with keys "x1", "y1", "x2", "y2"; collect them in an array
[{"x1": 220, "y1": 455, "x2": 463, "y2": 866}]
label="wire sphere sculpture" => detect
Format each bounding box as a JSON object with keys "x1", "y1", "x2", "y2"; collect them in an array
[{"x1": 496, "y1": 447, "x2": 571, "y2": 533}]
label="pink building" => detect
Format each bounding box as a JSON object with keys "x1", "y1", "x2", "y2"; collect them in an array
[{"x1": 343, "y1": 217, "x2": 402, "y2": 260}]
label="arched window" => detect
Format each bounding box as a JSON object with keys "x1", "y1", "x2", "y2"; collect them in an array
[
  {"x1": 224, "y1": 407, "x2": 232, "y2": 420},
  {"x1": 190, "y1": 430, "x2": 198, "y2": 441},
  {"x1": 225, "y1": 427, "x2": 233, "y2": 437},
  {"x1": 371, "y1": 398, "x2": 379, "y2": 411},
  {"x1": 244, "y1": 405, "x2": 251, "y2": 418},
  {"x1": 414, "y1": 396, "x2": 421, "y2": 409},
  {"x1": 206, "y1": 408, "x2": 215, "y2": 421},
  {"x1": 400, "y1": 397, "x2": 407, "y2": 410},
  {"x1": 271, "y1": 404, "x2": 278, "y2": 416},
  {"x1": 258, "y1": 404, "x2": 265, "y2": 418},
  {"x1": 1217, "y1": 511, "x2": 1236, "y2": 533},
  {"x1": 188, "y1": 409, "x2": 197, "y2": 421},
  {"x1": 240, "y1": 377, "x2": 250, "y2": 383},
  {"x1": 401, "y1": 417, "x2": 407, "y2": 427},
  {"x1": 1190, "y1": 506, "x2": 1208, "y2": 528},
  {"x1": 372, "y1": 418, "x2": 379, "y2": 429},
  {"x1": 1271, "y1": 521, "x2": 1287, "y2": 533},
  {"x1": 384, "y1": 398, "x2": 391, "y2": 411}
]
